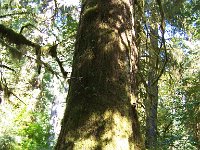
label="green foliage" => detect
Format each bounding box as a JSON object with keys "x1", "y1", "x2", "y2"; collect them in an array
[
  {"x1": 136, "y1": 0, "x2": 200, "y2": 149},
  {"x1": 18, "y1": 112, "x2": 53, "y2": 150},
  {"x1": 0, "y1": 71, "x2": 57, "y2": 150},
  {"x1": 156, "y1": 39, "x2": 200, "y2": 149},
  {"x1": 0, "y1": 0, "x2": 78, "y2": 147},
  {"x1": 0, "y1": 135, "x2": 16, "y2": 150},
  {"x1": 0, "y1": 0, "x2": 199, "y2": 149}
]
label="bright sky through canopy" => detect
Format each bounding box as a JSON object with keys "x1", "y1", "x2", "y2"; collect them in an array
[{"x1": 65, "y1": 0, "x2": 80, "y2": 6}]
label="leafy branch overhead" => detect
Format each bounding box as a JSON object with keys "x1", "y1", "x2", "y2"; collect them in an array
[
  {"x1": 0, "y1": 24, "x2": 68, "y2": 77},
  {"x1": 0, "y1": 24, "x2": 37, "y2": 47},
  {"x1": 0, "y1": 1, "x2": 78, "y2": 150}
]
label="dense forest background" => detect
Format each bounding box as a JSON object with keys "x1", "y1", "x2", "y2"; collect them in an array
[{"x1": 0, "y1": 0, "x2": 199, "y2": 149}]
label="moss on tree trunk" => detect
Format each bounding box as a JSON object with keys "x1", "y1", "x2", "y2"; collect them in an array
[{"x1": 55, "y1": 0, "x2": 143, "y2": 149}]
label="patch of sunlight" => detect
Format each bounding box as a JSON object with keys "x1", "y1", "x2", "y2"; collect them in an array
[
  {"x1": 65, "y1": 110, "x2": 133, "y2": 149},
  {"x1": 103, "y1": 110, "x2": 112, "y2": 120},
  {"x1": 130, "y1": 93, "x2": 137, "y2": 105},
  {"x1": 118, "y1": 59, "x2": 125, "y2": 70},
  {"x1": 114, "y1": 137, "x2": 129, "y2": 150},
  {"x1": 119, "y1": 31, "x2": 131, "y2": 51},
  {"x1": 99, "y1": 23, "x2": 109, "y2": 29},
  {"x1": 113, "y1": 111, "x2": 132, "y2": 136},
  {"x1": 74, "y1": 137, "x2": 97, "y2": 150},
  {"x1": 102, "y1": 110, "x2": 132, "y2": 150}
]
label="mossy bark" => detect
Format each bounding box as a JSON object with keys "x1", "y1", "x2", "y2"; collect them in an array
[{"x1": 55, "y1": 0, "x2": 142, "y2": 149}]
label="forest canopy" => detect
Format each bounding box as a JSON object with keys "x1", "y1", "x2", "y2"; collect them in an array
[{"x1": 0, "y1": 0, "x2": 199, "y2": 150}]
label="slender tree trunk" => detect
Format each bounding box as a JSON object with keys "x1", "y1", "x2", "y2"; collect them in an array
[
  {"x1": 55, "y1": 0, "x2": 143, "y2": 149},
  {"x1": 131, "y1": 0, "x2": 144, "y2": 148},
  {"x1": 144, "y1": 26, "x2": 159, "y2": 149}
]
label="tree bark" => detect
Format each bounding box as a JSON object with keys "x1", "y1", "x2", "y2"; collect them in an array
[
  {"x1": 144, "y1": 26, "x2": 159, "y2": 149},
  {"x1": 55, "y1": 0, "x2": 143, "y2": 149}
]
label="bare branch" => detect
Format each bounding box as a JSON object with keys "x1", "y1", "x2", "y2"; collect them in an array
[
  {"x1": 19, "y1": 23, "x2": 41, "y2": 34},
  {"x1": 0, "y1": 64, "x2": 15, "y2": 72},
  {"x1": 49, "y1": 44, "x2": 69, "y2": 78},
  {"x1": 11, "y1": 91, "x2": 27, "y2": 105}
]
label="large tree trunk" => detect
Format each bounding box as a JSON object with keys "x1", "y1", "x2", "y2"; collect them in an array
[{"x1": 55, "y1": 0, "x2": 143, "y2": 149}]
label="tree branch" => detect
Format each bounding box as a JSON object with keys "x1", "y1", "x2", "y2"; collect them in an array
[
  {"x1": 19, "y1": 23, "x2": 40, "y2": 34},
  {"x1": 0, "y1": 12, "x2": 29, "y2": 18},
  {"x1": 49, "y1": 44, "x2": 69, "y2": 78},
  {"x1": 11, "y1": 91, "x2": 27, "y2": 105},
  {"x1": 0, "y1": 79, "x2": 26, "y2": 105},
  {"x1": 0, "y1": 64, "x2": 15, "y2": 72},
  {"x1": 152, "y1": 0, "x2": 168, "y2": 85},
  {"x1": 0, "y1": 24, "x2": 68, "y2": 77},
  {"x1": 0, "y1": 24, "x2": 43, "y2": 73},
  {"x1": 0, "y1": 24, "x2": 38, "y2": 47}
]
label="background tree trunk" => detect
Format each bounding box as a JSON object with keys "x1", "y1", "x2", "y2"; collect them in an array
[
  {"x1": 144, "y1": 26, "x2": 159, "y2": 149},
  {"x1": 55, "y1": 0, "x2": 143, "y2": 149}
]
